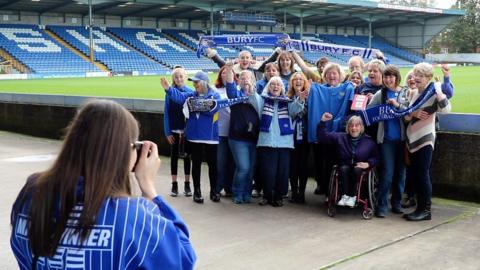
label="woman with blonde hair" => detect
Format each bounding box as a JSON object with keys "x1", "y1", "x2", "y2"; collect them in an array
[
  {"x1": 10, "y1": 99, "x2": 196, "y2": 269},
  {"x1": 287, "y1": 72, "x2": 311, "y2": 203},
  {"x1": 403, "y1": 63, "x2": 451, "y2": 221}
]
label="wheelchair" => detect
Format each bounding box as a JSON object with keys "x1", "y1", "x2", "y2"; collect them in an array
[{"x1": 326, "y1": 165, "x2": 378, "y2": 219}]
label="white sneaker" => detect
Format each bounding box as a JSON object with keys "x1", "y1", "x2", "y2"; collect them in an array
[
  {"x1": 346, "y1": 196, "x2": 357, "y2": 208},
  {"x1": 337, "y1": 195, "x2": 348, "y2": 206}
]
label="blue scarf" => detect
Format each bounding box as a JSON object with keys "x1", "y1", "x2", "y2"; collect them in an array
[
  {"x1": 260, "y1": 95, "x2": 293, "y2": 135},
  {"x1": 360, "y1": 82, "x2": 437, "y2": 126},
  {"x1": 197, "y1": 34, "x2": 289, "y2": 58},
  {"x1": 197, "y1": 34, "x2": 380, "y2": 59},
  {"x1": 187, "y1": 96, "x2": 249, "y2": 112}
]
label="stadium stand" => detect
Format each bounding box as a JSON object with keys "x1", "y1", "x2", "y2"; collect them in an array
[
  {"x1": 47, "y1": 25, "x2": 170, "y2": 74},
  {"x1": 0, "y1": 24, "x2": 100, "y2": 74},
  {"x1": 108, "y1": 27, "x2": 218, "y2": 71}
]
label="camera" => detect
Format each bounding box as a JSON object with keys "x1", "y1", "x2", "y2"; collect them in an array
[{"x1": 132, "y1": 141, "x2": 144, "y2": 172}]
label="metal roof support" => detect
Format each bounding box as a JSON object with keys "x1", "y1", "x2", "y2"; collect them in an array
[
  {"x1": 88, "y1": 0, "x2": 94, "y2": 63},
  {"x1": 368, "y1": 16, "x2": 372, "y2": 49},
  {"x1": 210, "y1": 5, "x2": 213, "y2": 35},
  {"x1": 283, "y1": 10, "x2": 286, "y2": 33},
  {"x1": 299, "y1": 10, "x2": 303, "y2": 39},
  {"x1": 421, "y1": 19, "x2": 426, "y2": 54}
]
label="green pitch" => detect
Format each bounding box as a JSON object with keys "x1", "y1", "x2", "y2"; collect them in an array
[{"x1": 0, "y1": 66, "x2": 477, "y2": 113}]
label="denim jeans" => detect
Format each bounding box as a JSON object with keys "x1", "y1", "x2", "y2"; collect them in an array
[
  {"x1": 229, "y1": 139, "x2": 256, "y2": 201},
  {"x1": 410, "y1": 145, "x2": 433, "y2": 211},
  {"x1": 257, "y1": 147, "x2": 290, "y2": 202},
  {"x1": 376, "y1": 140, "x2": 406, "y2": 213},
  {"x1": 216, "y1": 136, "x2": 234, "y2": 194}
]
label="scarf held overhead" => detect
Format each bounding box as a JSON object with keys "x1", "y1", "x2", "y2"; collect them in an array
[
  {"x1": 187, "y1": 96, "x2": 249, "y2": 112},
  {"x1": 197, "y1": 34, "x2": 380, "y2": 59},
  {"x1": 360, "y1": 82, "x2": 438, "y2": 126}
]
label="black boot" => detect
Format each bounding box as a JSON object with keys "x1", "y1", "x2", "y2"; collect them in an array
[
  {"x1": 193, "y1": 188, "x2": 204, "y2": 204},
  {"x1": 170, "y1": 182, "x2": 178, "y2": 197},
  {"x1": 405, "y1": 209, "x2": 431, "y2": 221},
  {"x1": 210, "y1": 191, "x2": 220, "y2": 202},
  {"x1": 183, "y1": 182, "x2": 192, "y2": 197}
]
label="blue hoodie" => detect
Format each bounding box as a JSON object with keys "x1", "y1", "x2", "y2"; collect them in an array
[
  {"x1": 166, "y1": 86, "x2": 221, "y2": 143},
  {"x1": 163, "y1": 85, "x2": 195, "y2": 136}
]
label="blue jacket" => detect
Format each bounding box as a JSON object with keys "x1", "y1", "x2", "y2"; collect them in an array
[
  {"x1": 307, "y1": 82, "x2": 355, "y2": 143},
  {"x1": 164, "y1": 85, "x2": 194, "y2": 136},
  {"x1": 10, "y1": 177, "x2": 197, "y2": 270},
  {"x1": 166, "y1": 86, "x2": 221, "y2": 143}
]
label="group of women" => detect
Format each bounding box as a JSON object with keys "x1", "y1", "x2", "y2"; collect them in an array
[
  {"x1": 9, "y1": 43, "x2": 454, "y2": 270},
  {"x1": 161, "y1": 45, "x2": 452, "y2": 222}
]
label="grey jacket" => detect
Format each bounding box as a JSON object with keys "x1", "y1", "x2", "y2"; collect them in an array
[{"x1": 367, "y1": 86, "x2": 410, "y2": 144}]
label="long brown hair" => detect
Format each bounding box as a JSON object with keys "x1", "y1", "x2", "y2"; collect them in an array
[{"x1": 26, "y1": 99, "x2": 139, "y2": 257}]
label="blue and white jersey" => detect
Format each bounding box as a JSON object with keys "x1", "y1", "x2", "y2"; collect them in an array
[{"x1": 11, "y1": 186, "x2": 196, "y2": 270}]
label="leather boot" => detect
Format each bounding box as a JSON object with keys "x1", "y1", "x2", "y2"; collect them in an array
[
  {"x1": 193, "y1": 188, "x2": 204, "y2": 204},
  {"x1": 406, "y1": 209, "x2": 431, "y2": 221}
]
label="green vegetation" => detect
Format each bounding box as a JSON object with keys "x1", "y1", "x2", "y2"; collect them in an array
[{"x1": 0, "y1": 66, "x2": 478, "y2": 113}]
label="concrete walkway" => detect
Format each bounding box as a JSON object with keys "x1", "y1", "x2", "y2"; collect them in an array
[{"x1": 1, "y1": 131, "x2": 478, "y2": 270}]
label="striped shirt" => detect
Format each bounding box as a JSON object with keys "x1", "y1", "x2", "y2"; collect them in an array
[
  {"x1": 406, "y1": 92, "x2": 451, "y2": 153},
  {"x1": 10, "y1": 183, "x2": 196, "y2": 270}
]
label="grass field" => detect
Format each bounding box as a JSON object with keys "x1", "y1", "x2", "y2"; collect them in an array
[{"x1": 0, "y1": 66, "x2": 478, "y2": 113}]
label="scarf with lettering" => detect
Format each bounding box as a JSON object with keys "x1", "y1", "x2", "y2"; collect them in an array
[
  {"x1": 360, "y1": 82, "x2": 437, "y2": 126},
  {"x1": 260, "y1": 95, "x2": 293, "y2": 135},
  {"x1": 197, "y1": 34, "x2": 379, "y2": 59}
]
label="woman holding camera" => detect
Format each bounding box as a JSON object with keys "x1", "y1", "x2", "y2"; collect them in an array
[{"x1": 10, "y1": 99, "x2": 196, "y2": 270}]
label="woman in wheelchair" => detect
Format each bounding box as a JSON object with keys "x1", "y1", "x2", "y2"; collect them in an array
[{"x1": 317, "y1": 113, "x2": 378, "y2": 207}]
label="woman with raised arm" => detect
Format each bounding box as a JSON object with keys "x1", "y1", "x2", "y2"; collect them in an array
[
  {"x1": 367, "y1": 65, "x2": 409, "y2": 218},
  {"x1": 163, "y1": 67, "x2": 193, "y2": 198},
  {"x1": 10, "y1": 99, "x2": 196, "y2": 270},
  {"x1": 403, "y1": 63, "x2": 451, "y2": 221},
  {"x1": 317, "y1": 112, "x2": 378, "y2": 207},
  {"x1": 307, "y1": 63, "x2": 355, "y2": 196},
  {"x1": 224, "y1": 63, "x2": 262, "y2": 204},
  {"x1": 286, "y1": 72, "x2": 311, "y2": 203},
  {"x1": 161, "y1": 71, "x2": 221, "y2": 204},
  {"x1": 291, "y1": 51, "x2": 328, "y2": 83}
]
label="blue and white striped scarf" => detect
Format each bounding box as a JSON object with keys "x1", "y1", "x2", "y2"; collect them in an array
[
  {"x1": 197, "y1": 34, "x2": 379, "y2": 59},
  {"x1": 360, "y1": 82, "x2": 437, "y2": 126},
  {"x1": 260, "y1": 96, "x2": 293, "y2": 135}
]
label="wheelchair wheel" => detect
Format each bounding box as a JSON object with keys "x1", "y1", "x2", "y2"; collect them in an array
[
  {"x1": 362, "y1": 208, "x2": 374, "y2": 220},
  {"x1": 327, "y1": 166, "x2": 338, "y2": 205},
  {"x1": 367, "y1": 169, "x2": 379, "y2": 209}
]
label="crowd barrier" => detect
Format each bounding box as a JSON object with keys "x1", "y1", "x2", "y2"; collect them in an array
[{"x1": 0, "y1": 93, "x2": 478, "y2": 203}]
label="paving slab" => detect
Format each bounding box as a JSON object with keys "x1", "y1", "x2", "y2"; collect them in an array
[{"x1": 0, "y1": 131, "x2": 478, "y2": 270}]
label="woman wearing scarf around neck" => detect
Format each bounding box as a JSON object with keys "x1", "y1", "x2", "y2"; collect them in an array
[
  {"x1": 257, "y1": 76, "x2": 306, "y2": 207},
  {"x1": 307, "y1": 63, "x2": 355, "y2": 196},
  {"x1": 403, "y1": 63, "x2": 451, "y2": 221},
  {"x1": 367, "y1": 65, "x2": 410, "y2": 218}
]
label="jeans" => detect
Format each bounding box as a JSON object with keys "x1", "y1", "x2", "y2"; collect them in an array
[
  {"x1": 257, "y1": 147, "x2": 290, "y2": 202},
  {"x1": 216, "y1": 136, "x2": 234, "y2": 194},
  {"x1": 170, "y1": 133, "x2": 191, "y2": 176},
  {"x1": 229, "y1": 139, "x2": 256, "y2": 201},
  {"x1": 410, "y1": 146, "x2": 433, "y2": 211},
  {"x1": 376, "y1": 140, "x2": 406, "y2": 213}
]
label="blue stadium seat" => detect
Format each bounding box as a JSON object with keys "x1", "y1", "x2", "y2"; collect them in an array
[
  {"x1": 47, "y1": 25, "x2": 170, "y2": 74},
  {"x1": 0, "y1": 24, "x2": 100, "y2": 74},
  {"x1": 108, "y1": 27, "x2": 218, "y2": 72}
]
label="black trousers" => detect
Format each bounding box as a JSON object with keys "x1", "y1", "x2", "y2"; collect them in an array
[
  {"x1": 188, "y1": 142, "x2": 217, "y2": 194},
  {"x1": 290, "y1": 140, "x2": 310, "y2": 196},
  {"x1": 170, "y1": 133, "x2": 191, "y2": 176},
  {"x1": 313, "y1": 143, "x2": 336, "y2": 194},
  {"x1": 338, "y1": 165, "x2": 363, "y2": 197}
]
